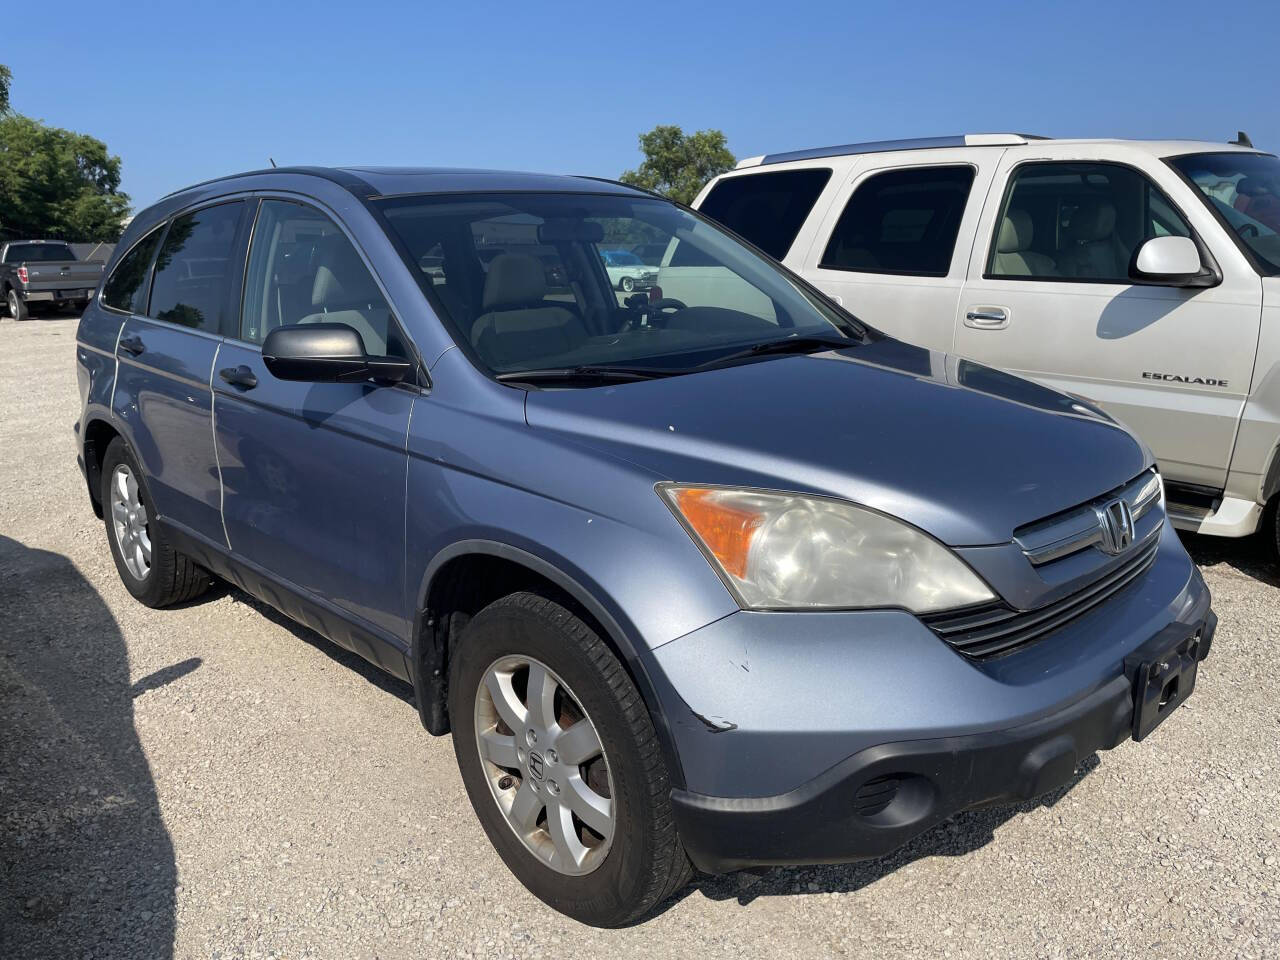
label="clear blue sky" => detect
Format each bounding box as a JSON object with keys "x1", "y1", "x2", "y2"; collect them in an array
[{"x1": 7, "y1": 0, "x2": 1278, "y2": 211}]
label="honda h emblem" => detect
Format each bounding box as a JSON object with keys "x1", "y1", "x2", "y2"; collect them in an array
[{"x1": 1097, "y1": 498, "x2": 1135, "y2": 555}]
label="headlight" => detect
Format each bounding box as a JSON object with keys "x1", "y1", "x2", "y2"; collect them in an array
[{"x1": 658, "y1": 485, "x2": 995, "y2": 612}]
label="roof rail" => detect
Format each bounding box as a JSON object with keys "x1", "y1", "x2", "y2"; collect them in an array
[{"x1": 741, "y1": 133, "x2": 1048, "y2": 168}]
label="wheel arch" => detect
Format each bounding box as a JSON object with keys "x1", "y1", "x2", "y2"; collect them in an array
[
  {"x1": 412, "y1": 539, "x2": 687, "y2": 790},
  {"x1": 82, "y1": 416, "x2": 123, "y2": 518}
]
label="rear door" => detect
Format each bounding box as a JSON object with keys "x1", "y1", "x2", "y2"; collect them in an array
[
  {"x1": 794, "y1": 149, "x2": 1004, "y2": 352},
  {"x1": 953, "y1": 145, "x2": 1262, "y2": 490},
  {"x1": 110, "y1": 200, "x2": 249, "y2": 547},
  {"x1": 213, "y1": 197, "x2": 417, "y2": 640}
]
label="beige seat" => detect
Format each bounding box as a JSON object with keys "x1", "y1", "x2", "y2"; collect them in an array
[
  {"x1": 992, "y1": 209, "x2": 1056, "y2": 276},
  {"x1": 297, "y1": 238, "x2": 390, "y2": 354},
  {"x1": 471, "y1": 254, "x2": 587, "y2": 366},
  {"x1": 1058, "y1": 201, "x2": 1128, "y2": 279}
]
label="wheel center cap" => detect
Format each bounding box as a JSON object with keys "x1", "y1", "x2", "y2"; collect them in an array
[{"x1": 527, "y1": 751, "x2": 546, "y2": 781}]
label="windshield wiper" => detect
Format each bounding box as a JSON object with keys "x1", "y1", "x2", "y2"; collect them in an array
[
  {"x1": 694, "y1": 334, "x2": 857, "y2": 371},
  {"x1": 494, "y1": 364, "x2": 678, "y2": 386}
]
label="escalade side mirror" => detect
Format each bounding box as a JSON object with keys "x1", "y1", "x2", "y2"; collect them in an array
[
  {"x1": 1130, "y1": 236, "x2": 1218, "y2": 289},
  {"x1": 262, "y1": 322, "x2": 413, "y2": 384}
]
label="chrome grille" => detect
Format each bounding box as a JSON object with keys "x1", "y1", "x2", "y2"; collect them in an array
[
  {"x1": 1014, "y1": 469, "x2": 1161, "y2": 565},
  {"x1": 923, "y1": 532, "x2": 1160, "y2": 660}
]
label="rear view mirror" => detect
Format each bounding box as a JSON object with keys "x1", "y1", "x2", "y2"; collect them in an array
[
  {"x1": 262, "y1": 323, "x2": 412, "y2": 384},
  {"x1": 1130, "y1": 237, "x2": 1218, "y2": 288}
]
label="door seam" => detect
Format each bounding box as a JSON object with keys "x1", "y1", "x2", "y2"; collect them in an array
[{"x1": 209, "y1": 341, "x2": 233, "y2": 550}]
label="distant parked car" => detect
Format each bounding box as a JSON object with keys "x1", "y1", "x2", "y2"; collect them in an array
[
  {"x1": 685, "y1": 132, "x2": 1280, "y2": 550},
  {"x1": 599, "y1": 248, "x2": 657, "y2": 291},
  {"x1": 1, "y1": 240, "x2": 103, "y2": 320}
]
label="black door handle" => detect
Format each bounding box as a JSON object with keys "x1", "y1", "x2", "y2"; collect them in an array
[
  {"x1": 219, "y1": 365, "x2": 258, "y2": 390},
  {"x1": 119, "y1": 334, "x2": 145, "y2": 356}
]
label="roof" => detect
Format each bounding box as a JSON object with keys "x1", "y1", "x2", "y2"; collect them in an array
[
  {"x1": 163, "y1": 166, "x2": 648, "y2": 202},
  {"x1": 735, "y1": 133, "x2": 1268, "y2": 169}
]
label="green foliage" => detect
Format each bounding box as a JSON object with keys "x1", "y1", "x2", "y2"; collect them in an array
[
  {"x1": 0, "y1": 64, "x2": 11, "y2": 114},
  {"x1": 620, "y1": 125, "x2": 735, "y2": 206},
  {"x1": 0, "y1": 112, "x2": 132, "y2": 242}
]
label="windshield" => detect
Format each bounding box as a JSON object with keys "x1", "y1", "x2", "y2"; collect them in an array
[
  {"x1": 1169, "y1": 152, "x2": 1280, "y2": 275},
  {"x1": 5, "y1": 243, "x2": 75, "y2": 263},
  {"x1": 375, "y1": 192, "x2": 859, "y2": 377}
]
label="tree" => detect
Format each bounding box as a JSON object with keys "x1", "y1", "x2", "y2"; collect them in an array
[
  {"x1": 620, "y1": 125, "x2": 735, "y2": 206},
  {"x1": 0, "y1": 68, "x2": 131, "y2": 242}
]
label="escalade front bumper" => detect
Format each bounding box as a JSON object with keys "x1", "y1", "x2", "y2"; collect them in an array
[{"x1": 649, "y1": 523, "x2": 1213, "y2": 874}]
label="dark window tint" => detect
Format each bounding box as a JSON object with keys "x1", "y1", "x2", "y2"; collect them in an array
[
  {"x1": 821, "y1": 166, "x2": 975, "y2": 276},
  {"x1": 987, "y1": 162, "x2": 1194, "y2": 282},
  {"x1": 102, "y1": 228, "x2": 164, "y2": 314},
  {"x1": 5, "y1": 242, "x2": 75, "y2": 263},
  {"x1": 241, "y1": 200, "x2": 406, "y2": 357},
  {"x1": 699, "y1": 168, "x2": 832, "y2": 260},
  {"x1": 149, "y1": 202, "x2": 245, "y2": 331}
]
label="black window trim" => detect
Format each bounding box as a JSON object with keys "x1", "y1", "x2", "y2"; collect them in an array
[
  {"x1": 698, "y1": 165, "x2": 835, "y2": 262},
  {"x1": 98, "y1": 222, "x2": 169, "y2": 318},
  {"x1": 1163, "y1": 150, "x2": 1280, "y2": 278},
  {"x1": 981, "y1": 158, "x2": 1221, "y2": 286},
  {"x1": 816, "y1": 162, "x2": 979, "y2": 279},
  {"x1": 231, "y1": 191, "x2": 428, "y2": 389}
]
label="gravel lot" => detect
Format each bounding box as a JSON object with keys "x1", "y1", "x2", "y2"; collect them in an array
[{"x1": 2, "y1": 314, "x2": 1278, "y2": 959}]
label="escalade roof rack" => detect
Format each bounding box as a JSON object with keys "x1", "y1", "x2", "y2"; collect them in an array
[{"x1": 738, "y1": 133, "x2": 1050, "y2": 168}]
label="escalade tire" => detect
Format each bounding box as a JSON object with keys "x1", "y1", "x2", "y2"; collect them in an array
[
  {"x1": 449, "y1": 591, "x2": 691, "y2": 927},
  {"x1": 101, "y1": 437, "x2": 211, "y2": 608},
  {"x1": 7, "y1": 288, "x2": 27, "y2": 321}
]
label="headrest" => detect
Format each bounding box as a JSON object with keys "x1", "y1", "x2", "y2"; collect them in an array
[
  {"x1": 312, "y1": 238, "x2": 381, "y2": 308},
  {"x1": 1236, "y1": 177, "x2": 1265, "y2": 198},
  {"x1": 997, "y1": 209, "x2": 1034, "y2": 253},
  {"x1": 482, "y1": 253, "x2": 547, "y2": 311},
  {"x1": 1068, "y1": 201, "x2": 1117, "y2": 243}
]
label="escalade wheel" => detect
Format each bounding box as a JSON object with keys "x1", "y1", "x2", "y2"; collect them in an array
[
  {"x1": 7, "y1": 289, "x2": 26, "y2": 321},
  {"x1": 101, "y1": 438, "x2": 211, "y2": 608},
  {"x1": 449, "y1": 591, "x2": 691, "y2": 926}
]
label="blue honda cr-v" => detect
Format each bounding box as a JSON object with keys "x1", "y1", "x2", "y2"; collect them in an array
[{"x1": 75, "y1": 167, "x2": 1214, "y2": 926}]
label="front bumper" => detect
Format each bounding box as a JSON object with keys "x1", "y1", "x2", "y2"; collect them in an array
[{"x1": 650, "y1": 523, "x2": 1213, "y2": 873}]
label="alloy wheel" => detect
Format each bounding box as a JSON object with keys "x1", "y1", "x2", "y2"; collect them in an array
[{"x1": 110, "y1": 463, "x2": 152, "y2": 580}]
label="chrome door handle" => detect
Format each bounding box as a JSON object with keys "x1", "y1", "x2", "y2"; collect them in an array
[{"x1": 964, "y1": 308, "x2": 1009, "y2": 329}]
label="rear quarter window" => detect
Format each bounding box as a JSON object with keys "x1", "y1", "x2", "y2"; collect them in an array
[{"x1": 698, "y1": 168, "x2": 833, "y2": 260}]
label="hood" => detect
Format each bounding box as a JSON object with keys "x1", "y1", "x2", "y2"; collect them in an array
[{"x1": 523, "y1": 338, "x2": 1148, "y2": 546}]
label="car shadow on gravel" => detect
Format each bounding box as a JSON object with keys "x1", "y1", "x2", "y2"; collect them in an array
[
  {"x1": 0, "y1": 535, "x2": 178, "y2": 959},
  {"x1": 669, "y1": 754, "x2": 1102, "y2": 914},
  {"x1": 1178, "y1": 530, "x2": 1280, "y2": 588}
]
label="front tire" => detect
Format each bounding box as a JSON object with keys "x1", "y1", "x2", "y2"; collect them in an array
[
  {"x1": 449, "y1": 592, "x2": 690, "y2": 926},
  {"x1": 101, "y1": 438, "x2": 211, "y2": 607},
  {"x1": 620, "y1": 276, "x2": 635, "y2": 293}
]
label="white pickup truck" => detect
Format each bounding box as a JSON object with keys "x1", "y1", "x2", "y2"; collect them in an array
[
  {"x1": 667, "y1": 133, "x2": 1280, "y2": 549},
  {"x1": 1, "y1": 240, "x2": 104, "y2": 320}
]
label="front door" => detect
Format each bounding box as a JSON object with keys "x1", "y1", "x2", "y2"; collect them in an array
[
  {"x1": 213, "y1": 198, "x2": 417, "y2": 638},
  {"x1": 954, "y1": 147, "x2": 1261, "y2": 491}
]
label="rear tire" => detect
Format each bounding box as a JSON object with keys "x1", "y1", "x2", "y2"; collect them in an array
[
  {"x1": 7, "y1": 288, "x2": 27, "y2": 321},
  {"x1": 1263, "y1": 495, "x2": 1280, "y2": 562},
  {"x1": 101, "y1": 437, "x2": 212, "y2": 607},
  {"x1": 449, "y1": 591, "x2": 691, "y2": 926}
]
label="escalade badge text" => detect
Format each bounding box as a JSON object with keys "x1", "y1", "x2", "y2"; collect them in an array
[
  {"x1": 1143, "y1": 371, "x2": 1228, "y2": 387},
  {"x1": 1097, "y1": 499, "x2": 1135, "y2": 555}
]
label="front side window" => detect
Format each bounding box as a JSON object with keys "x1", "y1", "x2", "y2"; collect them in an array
[
  {"x1": 1169, "y1": 151, "x2": 1280, "y2": 275},
  {"x1": 820, "y1": 166, "x2": 975, "y2": 277},
  {"x1": 699, "y1": 168, "x2": 832, "y2": 260},
  {"x1": 376, "y1": 192, "x2": 858, "y2": 377},
  {"x1": 148, "y1": 202, "x2": 246, "y2": 331},
  {"x1": 102, "y1": 228, "x2": 164, "y2": 314},
  {"x1": 241, "y1": 199, "x2": 406, "y2": 357},
  {"x1": 987, "y1": 162, "x2": 1194, "y2": 282}
]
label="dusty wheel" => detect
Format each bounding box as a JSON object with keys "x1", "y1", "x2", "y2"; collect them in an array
[
  {"x1": 449, "y1": 591, "x2": 690, "y2": 926},
  {"x1": 620, "y1": 276, "x2": 636, "y2": 293}
]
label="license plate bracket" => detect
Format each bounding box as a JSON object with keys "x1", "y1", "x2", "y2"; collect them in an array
[{"x1": 1125, "y1": 623, "x2": 1206, "y2": 742}]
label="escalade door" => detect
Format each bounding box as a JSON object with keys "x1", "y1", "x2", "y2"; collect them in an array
[
  {"x1": 213, "y1": 198, "x2": 416, "y2": 641},
  {"x1": 953, "y1": 145, "x2": 1261, "y2": 492}
]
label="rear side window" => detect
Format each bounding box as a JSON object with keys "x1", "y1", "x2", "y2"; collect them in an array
[
  {"x1": 698, "y1": 168, "x2": 832, "y2": 260},
  {"x1": 148, "y1": 201, "x2": 246, "y2": 331},
  {"x1": 820, "y1": 166, "x2": 976, "y2": 276},
  {"x1": 102, "y1": 228, "x2": 164, "y2": 314}
]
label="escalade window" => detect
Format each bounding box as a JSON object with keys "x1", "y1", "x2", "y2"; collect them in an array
[
  {"x1": 820, "y1": 166, "x2": 975, "y2": 277},
  {"x1": 1169, "y1": 152, "x2": 1280, "y2": 275},
  {"x1": 148, "y1": 201, "x2": 246, "y2": 331},
  {"x1": 376, "y1": 191, "x2": 859, "y2": 377},
  {"x1": 101, "y1": 228, "x2": 164, "y2": 314},
  {"x1": 986, "y1": 162, "x2": 1194, "y2": 282},
  {"x1": 698, "y1": 168, "x2": 832, "y2": 260}
]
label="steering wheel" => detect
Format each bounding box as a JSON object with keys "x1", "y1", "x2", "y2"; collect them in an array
[
  {"x1": 1237, "y1": 222, "x2": 1260, "y2": 239},
  {"x1": 649, "y1": 297, "x2": 687, "y2": 318}
]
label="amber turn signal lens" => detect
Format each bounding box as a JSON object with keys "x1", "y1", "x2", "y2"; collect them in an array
[{"x1": 670, "y1": 488, "x2": 765, "y2": 578}]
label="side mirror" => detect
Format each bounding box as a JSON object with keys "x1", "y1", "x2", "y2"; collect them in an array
[
  {"x1": 1130, "y1": 236, "x2": 1218, "y2": 288},
  {"x1": 261, "y1": 322, "x2": 413, "y2": 384}
]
